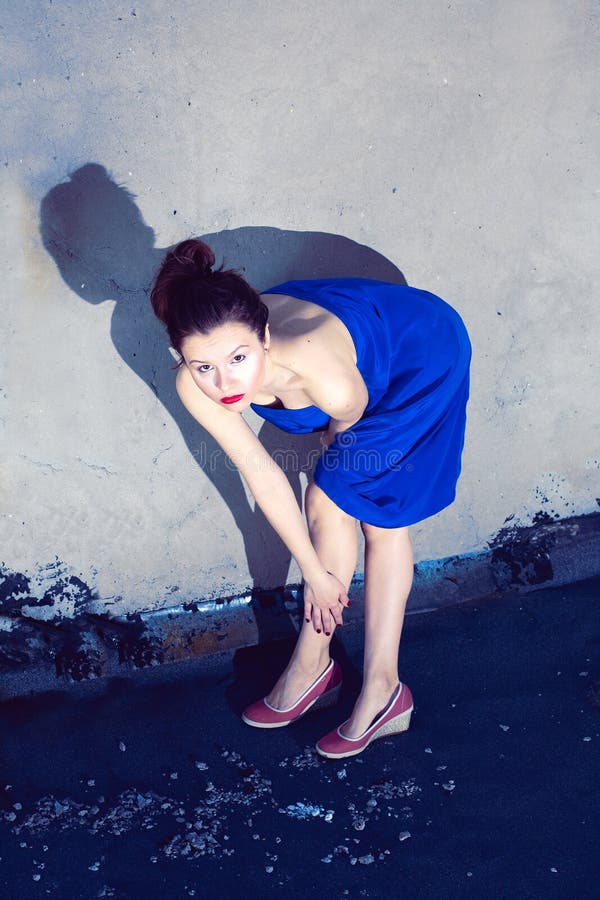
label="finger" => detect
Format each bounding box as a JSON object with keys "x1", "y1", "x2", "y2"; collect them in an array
[
  {"x1": 304, "y1": 600, "x2": 312, "y2": 624},
  {"x1": 328, "y1": 575, "x2": 350, "y2": 608},
  {"x1": 331, "y1": 606, "x2": 344, "y2": 628},
  {"x1": 311, "y1": 607, "x2": 323, "y2": 634},
  {"x1": 321, "y1": 608, "x2": 333, "y2": 636},
  {"x1": 315, "y1": 607, "x2": 331, "y2": 636}
]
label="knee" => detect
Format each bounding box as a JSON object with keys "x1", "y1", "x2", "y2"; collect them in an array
[
  {"x1": 304, "y1": 481, "x2": 353, "y2": 532},
  {"x1": 360, "y1": 520, "x2": 412, "y2": 550}
]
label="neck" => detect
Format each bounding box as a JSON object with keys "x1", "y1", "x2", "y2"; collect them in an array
[
  {"x1": 260, "y1": 349, "x2": 298, "y2": 398},
  {"x1": 261, "y1": 351, "x2": 283, "y2": 393}
]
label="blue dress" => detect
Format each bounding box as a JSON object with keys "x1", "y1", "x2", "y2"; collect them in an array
[{"x1": 251, "y1": 279, "x2": 471, "y2": 528}]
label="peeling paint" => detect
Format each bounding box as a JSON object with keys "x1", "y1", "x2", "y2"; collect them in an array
[
  {"x1": 0, "y1": 560, "x2": 94, "y2": 620},
  {"x1": 1, "y1": 512, "x2": 598, "y2": 693},
  {"x1": 489, "y1": 510, "x2": 556, "y2": 588}
]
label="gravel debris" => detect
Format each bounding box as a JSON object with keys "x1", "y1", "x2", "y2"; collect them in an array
[
  {"x1": 398, "y1": 830, "x2": 412, "y2": 841},
  {"x1": 4, "y1": 742, "x2": 422, "y2": 871},
  {"x1": 368, "y1": 778, "x2": 420, "y2": 801},
  {"x1": 13, "y1": 790, "x2": 175, "y2": 837},
  {"x1": 278, "y1": 747, "x2": 321, "y2": 770},
  {"x1": 280, "y1": 802, "x2": 329, "y2": 821},
  {"x1": 162, "y1": 750, "x2": 274, "y2": 860}
]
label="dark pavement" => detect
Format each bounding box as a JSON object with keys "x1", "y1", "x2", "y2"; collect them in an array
[{"x1": 1, "y1": 576, "x2": 599, "y2": 900}]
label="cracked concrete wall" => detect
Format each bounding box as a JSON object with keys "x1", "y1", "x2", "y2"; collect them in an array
[{"x1": 1, "y1": 0, "x2": 598, "y2": 619}]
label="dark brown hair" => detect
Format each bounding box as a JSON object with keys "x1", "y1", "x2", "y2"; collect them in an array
[{"x1": 150, "y1": 239, "x2": 268, "y2": 355}]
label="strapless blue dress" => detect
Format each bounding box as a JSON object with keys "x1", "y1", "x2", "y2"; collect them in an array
[{"x1": 251, "y1": 279, "x2": 471, "y2": 527}]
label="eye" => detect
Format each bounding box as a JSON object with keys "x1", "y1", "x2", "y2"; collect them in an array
[
  {"x1": 196, "y1": 364, "x2": 212, "y2": 373},
  {"x1": 232, "y1": 354, "x2": 246, "y2": 363}
]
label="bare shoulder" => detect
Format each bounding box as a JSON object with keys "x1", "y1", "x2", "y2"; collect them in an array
[
  {"x1": 262, "y1": 292, "x2": 357, "y2": 366},
  {"x1": 260, "y1": 293, "x2": 366, "y2": 415}
]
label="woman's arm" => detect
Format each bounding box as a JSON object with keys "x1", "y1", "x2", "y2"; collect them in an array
[
  {"x1": 304, "y1": 364, "x2": 369, "y2": 446},
  {"x1": 176, "y1": 368, "x2": 349, "y2": 632}
]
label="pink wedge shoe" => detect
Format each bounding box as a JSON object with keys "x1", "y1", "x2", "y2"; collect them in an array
[
  {"x1": 315, "y1": 682, "x2": 413, "y2": 758},
  {"x1": 241, "y1": 659, "x2": 343, "y2": 728}
]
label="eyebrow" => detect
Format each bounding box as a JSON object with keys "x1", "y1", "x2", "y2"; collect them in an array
[{"x1": 189, "y1": 344, "x2": 250, "y2": 364}]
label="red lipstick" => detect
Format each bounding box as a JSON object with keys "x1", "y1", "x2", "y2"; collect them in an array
[{"x1": 220, "y1": 394, "x2": 245, "y2": 404}]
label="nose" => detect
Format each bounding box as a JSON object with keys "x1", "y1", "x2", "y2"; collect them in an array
[{"x1": 214, "y1": 367, "x2": 234, "y2": 394}]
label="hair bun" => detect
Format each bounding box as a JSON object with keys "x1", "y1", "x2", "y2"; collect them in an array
[
  {"x1": 151, "y1": 239, "x2": 267, "y2": 348},
  {"x1": 173, "y1": 238, "x2": 216, "y2": 277}
]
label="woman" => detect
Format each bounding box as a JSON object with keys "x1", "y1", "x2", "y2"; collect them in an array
[{"x1": 151, "y1": 239, "x2": 471, "y2": 760}]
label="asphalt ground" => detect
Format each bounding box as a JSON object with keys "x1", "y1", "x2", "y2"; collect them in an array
[{"x1": 1, "y1": 576, "x2": 599, "y2": 900}]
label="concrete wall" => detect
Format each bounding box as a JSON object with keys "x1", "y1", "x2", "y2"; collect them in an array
[{"x1": 2, "y1": 0, "x2": 598, "y2": 622}]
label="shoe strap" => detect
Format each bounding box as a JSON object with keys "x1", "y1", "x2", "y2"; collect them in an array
[
  {"x1": 263, "y1": 659, "x2": 333, "y2": 713},
  {"x1": 338, "y1": 682, "x2": 402, "y2": 742}
]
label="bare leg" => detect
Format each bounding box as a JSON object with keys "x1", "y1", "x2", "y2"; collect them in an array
[
  {"x1": 340, "y1": 523, "x2": 413, "y2": 738},
  {"x1": 266, "y1": 481, "x2": 357, "y2": 709}
]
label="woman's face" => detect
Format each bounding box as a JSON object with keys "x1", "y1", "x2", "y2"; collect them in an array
[{"x1": 180, "y1": 321, "x2": 269, "y2": 409}]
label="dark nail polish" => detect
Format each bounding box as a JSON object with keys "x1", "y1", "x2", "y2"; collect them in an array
[
  {"x1": 305, "y1": 618, "x2": 310, "y2": 622},
  {"x1": 316, "y1": 629, "x2": 322, "y2": 634},
  {"x1": 325, "y1": 632, "x2": 331, "y2": 636}
]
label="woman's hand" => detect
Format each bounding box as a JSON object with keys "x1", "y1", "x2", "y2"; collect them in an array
[
  {"x1": 303, "y1": 569, "x2": 350, "y2": 635},
  {"x1": 319, "y1": 429, "x2": 335, "y2": 450}
]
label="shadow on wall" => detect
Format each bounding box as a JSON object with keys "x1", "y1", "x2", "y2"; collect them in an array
[{"x1": 39, "y1": 163, "x2": 405, "y2": 637}]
